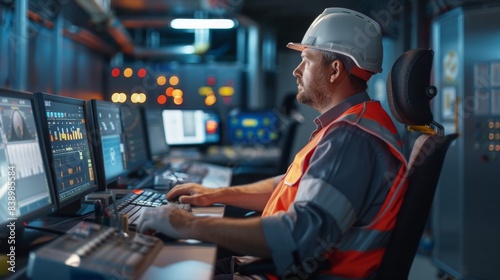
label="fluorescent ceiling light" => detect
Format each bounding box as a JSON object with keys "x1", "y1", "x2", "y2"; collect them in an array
[{"x1": 171, "y1": 19, "x2": 235, "y2": 29}]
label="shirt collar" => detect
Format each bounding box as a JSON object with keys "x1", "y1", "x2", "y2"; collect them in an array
[{"x1": 313, "y1": 91, "x2": 372, "y2": 132}]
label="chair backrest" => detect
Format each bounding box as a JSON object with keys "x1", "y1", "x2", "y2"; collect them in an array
[{"x1": 373, "y1": 48, "x2": 458, "y2": 280}]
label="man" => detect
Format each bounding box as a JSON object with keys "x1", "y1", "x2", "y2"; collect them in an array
[{"x1": 137, "y1": 7, "x2": 408, "y2": 279}]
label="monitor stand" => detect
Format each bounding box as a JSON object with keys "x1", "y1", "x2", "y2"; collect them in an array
[
  {"x1": 56, "y1": 199, "x2": 95, "y2": 217},
  {"x1": 25, "y1": 199, "x2": 96, "y2": 235}
]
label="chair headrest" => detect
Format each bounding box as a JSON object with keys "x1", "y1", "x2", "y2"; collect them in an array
[{"x1": 387, "y1": 49, "x2": 437, "y2": 126}]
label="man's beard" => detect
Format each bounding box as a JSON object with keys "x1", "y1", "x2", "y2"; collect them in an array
[{"x1": 297, "y1": 85, "x2": 330, "y2": 111}]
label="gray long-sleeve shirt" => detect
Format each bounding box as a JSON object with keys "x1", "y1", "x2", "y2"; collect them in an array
[{"x1": 261, "y1": 92, "x2": 402, "y2": 277}]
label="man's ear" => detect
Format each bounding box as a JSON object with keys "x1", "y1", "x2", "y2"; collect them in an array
[{"x1": 330, "y1": 60, "x2": 344, "y2": 82}]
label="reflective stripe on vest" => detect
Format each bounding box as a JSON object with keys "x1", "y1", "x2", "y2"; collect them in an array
[{"x1": 261, "y1": 101, "x2": 408, "y2": 279}]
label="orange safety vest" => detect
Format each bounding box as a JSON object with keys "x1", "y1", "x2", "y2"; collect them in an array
[{"x1": 262, "y1": 101, "x2": 408, "y2": 279}]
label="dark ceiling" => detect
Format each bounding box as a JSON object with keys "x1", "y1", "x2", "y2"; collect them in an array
[
  {"x1": 25, "y1": 0, "x2": 500, "y2": 60},
  {"x1": 239, "y1": 0, "x2": 400, "y2": 48},
  {"x1": 103, "y1": 0, "x2": 405, "y2": 55}
]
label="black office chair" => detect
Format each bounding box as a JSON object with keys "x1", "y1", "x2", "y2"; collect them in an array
[
  {"x1": 373, "y1": 48, "x2": 458, "y2": 279},
  {"x1": 238, "y1": 48, "x2": 458, "y2": 280}
]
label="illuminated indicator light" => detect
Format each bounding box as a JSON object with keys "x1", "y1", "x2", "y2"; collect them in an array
[
  {"x1": 489, "y1": 122, "x2": 495, "y2": 129},
  {"x1": 172, "y1": 89, "x2": 183, "y2": 97},
  {"x1": 205, "y1": 94, "x2": 216, "y2": 106},
  {"x1": 206, "y1": 120, "x2": 218, "y2": 134},
  {"x1": 119, "y1": 93, "x2": 127, "y2": 103},
  {"x1": 242, "y1": 118, "x2": 258, "y2": 127},
  {"x1": 123, "y1": 68, "x2": 133, "y2": 78},
  {"x1": 235, "y1": 129, "x2": 243, "y2": 138},
  {"x1": 489, "y1": 133, "x2": 495, "y2": 140},
  {"x1": 207, "y1": 76, "x2": 216, "y2": 86},
  {"x1": 157, "y1": 95, "x2": 167, "y2": 105},
  {"x1": 131, "y1": 93, "x2": 140, "y2": 103},
  {"x1": 111, "y1": 93, "x2": 120, "y2": 103},
  {"x1": 173, "y1": 96, "x2": 183, "y2": 105},
  {"x1": 169, "y1": 76, "x2": 179, "y2": 86},
  {"x1": 270, "y1": 132, "x2": 279, "y2": 140},
  {"x1": 489, "y1": 145, "x2": 495, "y2": 151},
  {"x1": 165, "y1": 87, "x2": 174, "y2": 96},
  {"x1": 138, "y1": 68, "x2": 147, "y2": 78},
  {"x1": 219, "y1": 86, "x2": 234, "y2": 96},
  {"x1": 138, "y1": 93, "x2": 147, "y2": 103},
  {"x1": 157, "y1": 75, "x2": 167, "y2": 86},
  {"x1": 199, "y1": 86, "x2": 213, "y2": 96},
  {"x1": 111, "y1": 68, "x2": 120, "y2": 78}
]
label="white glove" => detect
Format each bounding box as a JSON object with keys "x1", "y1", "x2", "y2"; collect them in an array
[{"x1": 136, "y1": 204, "x2": 185, "y2": 239}]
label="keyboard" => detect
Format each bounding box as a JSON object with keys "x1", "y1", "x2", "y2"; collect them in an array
[
  {"x1": 27, "y1": 221, "x2": 164, "y2": 280},
  {"x1": 109, "y1": 189, "x2": 192, "y2": 230}
]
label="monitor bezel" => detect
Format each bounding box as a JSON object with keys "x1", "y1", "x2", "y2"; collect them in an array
[
  {"x1": 33, "y1": 92, "x2": 99, "y2": 210},
  {"x1": 119, "y1": 103, "x2": 150, "y2": 174},
  {"x1": 87, "y1": 99, "x2": 129, "y2": 190},
  {"x1": 141, "y1": 107, "x2": 170, "y2": 162},
  {"x1": 0, "y1": 88, "x2": 57, "y2": 230}
]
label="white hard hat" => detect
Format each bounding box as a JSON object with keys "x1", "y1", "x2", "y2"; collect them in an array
[{"x1": 287, "y1": 8, "x2": 383, "y2": 81}]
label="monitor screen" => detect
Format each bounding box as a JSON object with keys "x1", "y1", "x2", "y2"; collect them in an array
[
  {"x1": 0, "y1": 89, "x2": 55, "y2": 228},
  {"x1": 34, "y1": 93, "x2": 97, "y2": 208},
  {"x1": 143, "y1": 108, "x2": 169, "y2": 160},
  {"x1": 88, "y1": 100, "x2": 127, "y2": 188},
  {"x1": 227, "y1": 109, "x2": 280, "y2": 146},
  {"x1": 161, "y1": 109, "x2": 220, "y2": 146},
  {"x1": 120, "y1": 104, "x2": 149, "y2": 172}
]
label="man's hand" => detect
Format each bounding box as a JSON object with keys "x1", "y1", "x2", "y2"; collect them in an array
[
  {"x1": 136, "y1": 204, "x2": 193, "y2": 239},
  {"x1": 166, "y1": 183, "x2": 217, "y2": 206}
]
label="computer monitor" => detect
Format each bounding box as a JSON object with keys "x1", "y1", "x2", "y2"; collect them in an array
[
  {"x1": 87, "y1": 100, "x2": 128, "y2": 190},
  {"x1": 161, "y1": 109, "x2": 220, "y2": 146},
  {"x1": 33, "y1": 92, "x2": 98, "y2": 213},
  {"x1": 0, "y1": 89, "x2": 57, "y2": 251},
  {"x1": 120, "y1": 104, "x2": 149, "y2": 174},
  {"x1": 227, "y1": 109, "x2": 280, "y2": 146},
  {"x1": 142, "y1": 108, "x2": 169, "y2": 161}
]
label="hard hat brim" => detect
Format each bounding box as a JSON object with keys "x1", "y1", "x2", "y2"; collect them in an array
[{"x1": 286, "y1": 42, "x2": 307, "y2": 51}]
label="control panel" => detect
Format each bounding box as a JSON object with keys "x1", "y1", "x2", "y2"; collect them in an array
[
  {"x1": 475, "y1": 118, "x2": 500, "y2": 162},
  {"x1": 27, "y1": 221, "x2": 163, "y2": 280}
]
